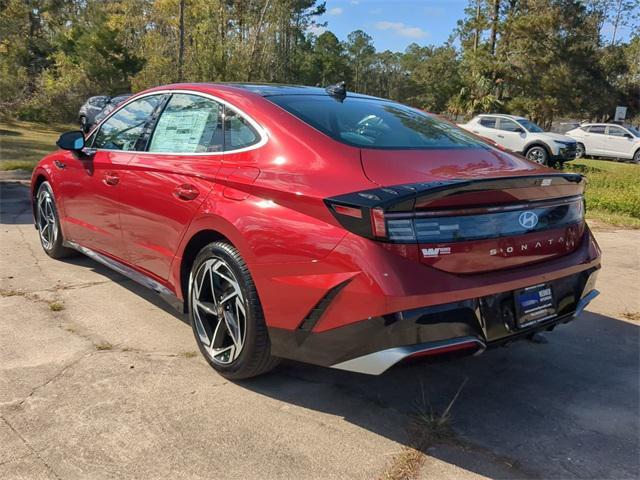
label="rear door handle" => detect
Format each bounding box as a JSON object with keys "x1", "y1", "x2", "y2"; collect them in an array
[
  {"x1": 472, "y1": 130, "x2": 479, "y2": 134},
  {"x1": 173, "y1": 184, "x2": 199, "y2": 201},
  {"x1": 497, "y1": 134, "x2": 505, "y2": 138},
  {"x1": 103, "y1": 173, "x2": 120, "y2": 186}
]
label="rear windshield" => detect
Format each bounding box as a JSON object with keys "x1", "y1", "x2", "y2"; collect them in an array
[{"x1": 266, "y1": 95, "x2": 487, "y2": 150}]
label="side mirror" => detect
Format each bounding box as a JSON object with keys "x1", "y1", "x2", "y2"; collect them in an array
[
  {"x1": 515, "y1": 127, "x2": 525, "y2": 134},
  {"x1": 624, "y1": 133, "x2": 633, "y2": 139},
  {"x1": 56, "y1": 131, "x2": 85, "y2": 151}
]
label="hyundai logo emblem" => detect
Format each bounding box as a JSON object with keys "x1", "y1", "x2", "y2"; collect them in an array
[{"x1": 519, "y1": 211, "x2": 539, "y2": 229}]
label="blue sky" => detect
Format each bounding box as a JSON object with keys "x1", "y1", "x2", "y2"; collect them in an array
[
  {"x1": 313, "y1": 0, "x2": 463, "y2": 51},
  {"x1": 314, "y1": 0, "x2": 634, "y2": 52}
]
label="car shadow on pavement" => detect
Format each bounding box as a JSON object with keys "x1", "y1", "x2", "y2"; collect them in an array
[{"x1": 242, "y1": 312, "x2": 640, "y2": 479}]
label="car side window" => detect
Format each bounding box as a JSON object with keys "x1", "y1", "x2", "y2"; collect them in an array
[
  {"x1": 479, "y1": 117, "x2": 497, "y2": 128},
  {"x1": 588, "y1": 125, "x2": 605, "y2": 134},
  {"x1": 497, "y1": 118, "x2": 521, "y2": 132},
  {"x1": 607, "y1": 126, "x2": 626, "y2": 137},
  {"x1": 148, "y1": 94, "x2": 224, "y2": 153},
  {"x1": 224, "y1": 108, "x2": 259, "y2": 150},
  {"x1": 93, "y1": 96, "x2": 163, "y2": 151}
]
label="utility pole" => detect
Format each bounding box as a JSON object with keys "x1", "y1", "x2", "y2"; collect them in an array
[{"x1": 178, "y1": 0, "x2": 185, "y2": 82}]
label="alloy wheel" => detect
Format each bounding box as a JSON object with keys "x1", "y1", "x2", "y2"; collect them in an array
[
  {"x1": 191, "y1": 258, "x2": 247, "y2": 365},
  {"x1": 527, "y1": 147, "x2": 547, "y2": 164},
  {"x1": 37, "y1": 189, "x2": 58, "y2": 250},
  {"x1": 576, "y1": 143, "x2": 585, "y2": 159}
]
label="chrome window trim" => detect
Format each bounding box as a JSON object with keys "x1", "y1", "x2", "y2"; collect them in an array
[{"x1": 87, "y1": 88, "x2": 269, "y2": 156}]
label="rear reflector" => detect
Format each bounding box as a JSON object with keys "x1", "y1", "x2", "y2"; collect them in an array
[
  {"x1": 406, "y1": 339, "x2": 483, "y2": 359},
  {"x1": 370, "y1": 207, "x2": 386, "y2": 238},
  {"x1": 332, "y1": 204, "x2": 362, "y2": 218}
]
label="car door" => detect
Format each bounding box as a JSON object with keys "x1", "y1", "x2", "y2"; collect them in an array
[
  {"x1": 472, "y1": 116, "x2": 500, "y2": 142},
  {"x1": 585, "y1": 125, "x2": 607, "y2": 155},
  {"x1": 118, "y1": 92, "x2": 225, "y2": 280},
  {"x1": 605, "y1": 125, "x2": 634, "y2": 158},
  {"x1": 496, "y1": 117, "x2": 527, "y2": 152},
  {"x1": 56, "y1": 94, "x2": 166, "y2": 259}
]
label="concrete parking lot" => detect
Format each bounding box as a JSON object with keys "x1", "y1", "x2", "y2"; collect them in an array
[{"x1": 1, "y1": 179, "x2": 638, "y2": 480}]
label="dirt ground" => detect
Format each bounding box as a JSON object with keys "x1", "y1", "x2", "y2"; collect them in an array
[{"x1": 1, "y1": 180, "x2": 638, "y2": 480}]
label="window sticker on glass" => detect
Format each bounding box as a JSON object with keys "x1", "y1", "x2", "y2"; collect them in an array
[{"x1": 149, "y1": 94, "x2": 223, "y2": 153}]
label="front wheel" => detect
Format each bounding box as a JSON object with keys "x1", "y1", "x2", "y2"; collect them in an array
[
  {"x1": 36, "y1": 182, "x2": 75, "y2": 259},
  {"x1": 576, "y1": 143, "x2": 585, "y2": 159},
  {"x1": 525, "y1": 145, "x2": 549, "y2": 165},
  {"x1": 188, "y1": 242, "x2": 280, "y2": 379},
  {"x1": 634, "y1": 149, "x2": 640, "y2": 164}
]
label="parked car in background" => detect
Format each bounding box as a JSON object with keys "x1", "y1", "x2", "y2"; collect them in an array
[
  {"x1": 32, "y1": 83, "x2": 600, "y2": 379},
  {"x1": 566, "y1": 123, "x2": 640, "y2": 163},
  {"x1": 78, "y1": 95, "x2": 110, "y2": 132},
  {"x1": 92, "y1": 94, "x2": 132, "y2": 127},
  {"x1": 550, "y1": 120, "x2": 581, "y2": 134},
  {"x1": 459, "y1": 114, "x2": 577, "y2": 166}
]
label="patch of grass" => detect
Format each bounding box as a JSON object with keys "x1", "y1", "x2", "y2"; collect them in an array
[
  {"x1": 565, "y1": 158, "x2": 640, "y2": 228},
  {"x1": 411, "y1": 378, "x2": 468, "y2": 441},
  {"x1": 0, "y1": 289, "x2": 21, "y2": 297},
  {"x1": 0, "y1": 120, "x2": 75, "y2": 171},
  {"x1": 180, "y1": 351, "x2": 198, "y2": 358},
  {"x1": 381, "y1": 378, "x2": 469, "y2": 480},
  {"x1": 48, "y1": 300, "x2": 65, "y2": 311},
  {"x1": 621, "y1": 311, "x2": 640, "y2": 321},
  {"x1": 94, "y1": 341, "x2": 113, "y2": 351}
]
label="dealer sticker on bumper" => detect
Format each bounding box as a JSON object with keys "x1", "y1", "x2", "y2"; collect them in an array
[{"x1": 515, "y1": 283, "x2": 557, "y2": 328}]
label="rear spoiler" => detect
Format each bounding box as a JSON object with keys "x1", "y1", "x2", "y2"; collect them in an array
[{"x1": 326, "y1": 173, "x2": 585, "y2": 213}]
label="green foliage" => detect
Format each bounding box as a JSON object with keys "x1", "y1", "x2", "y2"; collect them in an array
[
  {"x1": 566, "y1": 159, "x2": 640, "y2": 226},
  {"x1": 0, "y1": 0, "x2": 638, "y2": 123}
]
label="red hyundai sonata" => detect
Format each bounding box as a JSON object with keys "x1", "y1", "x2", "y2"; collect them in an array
[{"x1": 31, "y1": 83, "x2": 601, "y2": 378}]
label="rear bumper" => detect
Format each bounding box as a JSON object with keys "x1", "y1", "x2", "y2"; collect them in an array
[{"x1": 268, "y1": 267, "x2": 599, "y2": 374}]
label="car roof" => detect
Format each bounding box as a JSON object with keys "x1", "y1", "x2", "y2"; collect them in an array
[
  {"x1": 477, "y1": 114, "x2": 527, "y2": 121},
  {"x1": 222, "y1": 83, "x2": 381, "y2": 99}
]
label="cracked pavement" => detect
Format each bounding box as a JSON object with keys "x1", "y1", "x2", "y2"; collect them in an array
[{"x1": 1, "y1": 180, "x2": 639, "y2": 479}]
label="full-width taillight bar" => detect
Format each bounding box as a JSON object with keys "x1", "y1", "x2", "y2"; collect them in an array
[{"x1": 325, "y1": 174, "x2": 585, "y2": 242}]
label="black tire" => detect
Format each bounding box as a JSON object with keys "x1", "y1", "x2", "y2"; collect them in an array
[
  {"x1": 35, "y1": 182, "x2": 75, "y2": 259},
  {"x1": 634, "y1": 149, "x2": 640, "y2": 164},
  {"x1": 188, "y1": 241, "x2": 280, "y2": 379},
  {"x1": 576, "y1": 143, "x2": 585, "y2": 159},
  {"x1": 525, "y1": 145, "x2": 549, "y2": 165}
]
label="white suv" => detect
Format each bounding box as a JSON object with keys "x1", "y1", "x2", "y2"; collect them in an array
[
  {"x1": 459, "y1": 114, "x2": 577, "y2": 166},
  {"x1": 566, "y1": 124, "x2": 640, "y2": 163}
]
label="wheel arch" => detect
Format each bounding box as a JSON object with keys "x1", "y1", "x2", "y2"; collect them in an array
[
  {"x1": 31, "y1": 173, "x2": 49, "y2": 227},
  {"x1": 177, "y1": 229, "x2": 233, "y2": 312},
  {"x1": 523, "y1": 141, "x2": 552, "y2": 157}
]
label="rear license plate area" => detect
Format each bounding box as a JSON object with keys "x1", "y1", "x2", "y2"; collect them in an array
[{"x1": 514, "y1": 283, "x2": 557, "y2": 328}]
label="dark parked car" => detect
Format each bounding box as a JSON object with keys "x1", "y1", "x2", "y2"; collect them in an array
[
  {"x1": 78, "y1": 95, "x2": 110, "y2": 132},
  {"x1": 92, "y1": 94, "x2": 133, "y2": 128},
  {"x1": 34, "y1": 83, "x2": 600, "y2": 379},
  {"x1": 78, "y1": 94, "x2": 132, "y2": 132}
]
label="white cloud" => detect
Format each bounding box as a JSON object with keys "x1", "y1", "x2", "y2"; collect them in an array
[
  {"x1": 328, "y1": 7, "x2": 343, "y2": 15},
  {"x1": 375, "y1": 21, "x2": 429, "y2": 39},
  {"x1": 308, "y1": 24, "x2": 327, "y2": 35}
]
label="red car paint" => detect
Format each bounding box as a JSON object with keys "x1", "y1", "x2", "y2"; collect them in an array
[{"x1": 32, "y1": 83, "x2": 601, "y2": 374}]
